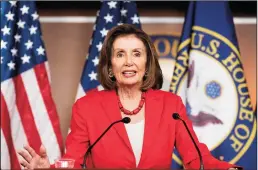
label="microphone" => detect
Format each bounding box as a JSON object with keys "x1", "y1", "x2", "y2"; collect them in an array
[
  {"x1": 81, "y1": 117, "x2": 131, "y2": 168},
  {"x1": 172, "y1": 113, "x2": 204, "y2": 170}
]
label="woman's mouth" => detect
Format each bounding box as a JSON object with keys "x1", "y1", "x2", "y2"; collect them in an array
[{"x1": 122, "y1": 71, "x2": 136, "y2": 78}]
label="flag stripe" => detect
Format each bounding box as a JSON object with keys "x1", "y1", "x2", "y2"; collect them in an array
[
  {"x1": 97, "y1": 85, "x2": 104, "y2": 91},
  {"x1": 75, "y1": 84, "x2": 86, "y2": 100},
  {"x1": 45, "y1": 62, "x2": 51, "y2": 83},
  {"x1": 13, "y1": 75, "x2": 42, "y2": 153},
  {"x1": 1, "y1": 130, "x2": 11, "y2": 169},
  {"x1": 1, "y1": 79, "x2": 29, "y2": 170},
  {"x1": 34, "y1": 63, "x2": 64, "y2": 155},
  {"x1": 1, "y1": 93, "x2": 20, "y2": 169},
  {"x1": 21, "y1": 66, "x2": 61, "y2": 163}
]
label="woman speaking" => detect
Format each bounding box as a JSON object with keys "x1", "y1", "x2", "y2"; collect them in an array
[{"x1": 18, "y1": 24, "x2": 240, "y2": 169}]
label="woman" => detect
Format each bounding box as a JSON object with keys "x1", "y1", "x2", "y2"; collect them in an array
[{"x1": 18, "y1": 24, "x2": 240, "y2": 169}]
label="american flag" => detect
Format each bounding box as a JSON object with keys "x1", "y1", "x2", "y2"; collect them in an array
[
  {"x1": 76, "y1": 1, "x2": 141, "y2": 99},
  {"x1": 1, "y1": 1, "x2": 63, "y2": 169}
]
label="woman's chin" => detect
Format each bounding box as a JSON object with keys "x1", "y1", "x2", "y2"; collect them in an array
[{"x1": 119, "y1": 81, "x2": 142, "y2": 87}]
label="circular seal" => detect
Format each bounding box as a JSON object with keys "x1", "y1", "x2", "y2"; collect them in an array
[{"x1": 170, "y1": 26, "x2": 256, "y2": 165}]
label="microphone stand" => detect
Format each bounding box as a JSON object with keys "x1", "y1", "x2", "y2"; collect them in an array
[
  {"x1": 81, "y1": 117, "x2": 131, "y2": 169},
  {"x1": 173, "y1": 113, "x2": 204, "y2": 170}
]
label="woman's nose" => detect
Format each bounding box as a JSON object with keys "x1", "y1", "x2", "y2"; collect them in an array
[{"x1": 125, "y1": 56, "x2": 133, "y2": 66}]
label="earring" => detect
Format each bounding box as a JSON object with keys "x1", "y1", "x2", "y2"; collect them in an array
[
  {"x1": 144, "y1": 71, "x2": 148, "y2": 78},
  {"x1": 108, "y1": 68, "x2": 114, "y2": 78}
]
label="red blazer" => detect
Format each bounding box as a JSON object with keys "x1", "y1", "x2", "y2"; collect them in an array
[{"x1": 61, "y1": 89, "x2": 238, "y2": 169}]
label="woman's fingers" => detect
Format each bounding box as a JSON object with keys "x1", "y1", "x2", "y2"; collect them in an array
[
  {"x1": 18, "y1": 150, "x2": 32, "y2": 163},
  {"x1": 39, "y1": 145, "x2": 47, "y2": 158},
  {"x1": 20, "y1": 159, "x2": 32, "y2": 170},
  {"x1": 24, "y1": 145, "x2": 37, "y2": 157}
]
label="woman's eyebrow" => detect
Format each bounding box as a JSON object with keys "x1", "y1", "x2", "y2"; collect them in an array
[
  {"x1": 113, "y1": 48, "x2": 124, "y2": 52},
  {"x1": 112, "y1": 48, "x2": 144, "y2": 52},
  {"x1": 133, "y1": 48, "x2": 144, "y2": 51}
]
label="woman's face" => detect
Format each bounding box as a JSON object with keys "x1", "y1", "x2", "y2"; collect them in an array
[{"x1": 111, "y1": 34, "x2": 147, "y2": 88}]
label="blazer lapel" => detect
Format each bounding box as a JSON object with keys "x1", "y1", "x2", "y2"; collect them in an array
[
  {"x1": 138, "y1": 89, "x2": 164, "y2": 167},
  {"x1": 100, "y1": 90, "x2": 132, "y2": 151}
]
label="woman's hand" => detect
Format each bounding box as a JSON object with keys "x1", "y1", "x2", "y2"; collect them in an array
[{"x1": 18, "y1": 145, "x2": 50, "y2": 169}]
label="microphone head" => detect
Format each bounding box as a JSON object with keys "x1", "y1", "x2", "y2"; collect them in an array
[
  {"x1": 122, "y1": 117, "x2": 131, "y2": 124},
  {"x1": 172, "y1": 113, "x2": 180, "y2": 120}
]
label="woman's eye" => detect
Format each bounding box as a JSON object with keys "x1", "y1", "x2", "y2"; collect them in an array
[
  {"x1": 134, "y1": 53, "x2": 141, "y2": 57},
  {"x1": 117, "y1": 53, "x2": 123, "y2": 57}
]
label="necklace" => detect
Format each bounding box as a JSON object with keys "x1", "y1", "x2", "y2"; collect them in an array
[{"x1": 117, "y1": 92, "x2": 146, "y2": 115}]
